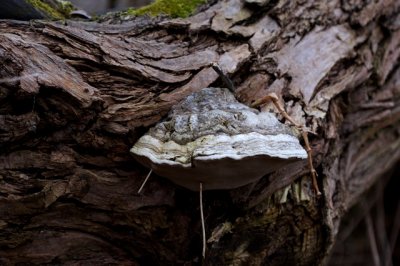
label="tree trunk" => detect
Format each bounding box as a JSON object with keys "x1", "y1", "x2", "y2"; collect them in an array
[{"x1": 1, "y1": 0, "x2": 399, "y2": 265}]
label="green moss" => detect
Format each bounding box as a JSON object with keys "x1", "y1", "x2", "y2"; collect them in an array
[
  {"x1": 26, "y1": 0, "x2": 66, "y2": 19},
  {"x1": 56, "y1": 0, "x2": 75, "y2": 16},
  {"x1": 126, "y1": 0, "x2": 207, "y2": 18}
]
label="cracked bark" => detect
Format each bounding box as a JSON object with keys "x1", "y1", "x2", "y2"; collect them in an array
[{"x1": 0, "y1": 0, "x2": 399, "y2": 265}]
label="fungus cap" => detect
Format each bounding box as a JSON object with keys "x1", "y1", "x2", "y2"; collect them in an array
[{"x1": 131, "y1": 87, "x2": 307, "y2": 191}]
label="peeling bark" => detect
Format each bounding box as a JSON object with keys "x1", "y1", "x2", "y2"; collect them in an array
[{"x1": 0, "y1": 0, "x2": 399, "y2": 265}]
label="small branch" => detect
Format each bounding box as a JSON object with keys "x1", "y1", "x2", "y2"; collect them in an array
[
  {"x1": 211, "y1": 63, "x2": 235, "y2": 92},
  {"x1": 390, "y1": 203, "x2": 400, "y2": 255},
  {"x1": 375, "y1": 183, "x2": 393, "y2": 266},
  {"x1": 365, "y1": 213, "x2": 382, "y2": 266},
  {"x1": 252, "y1": 93, "x2": 321, "y2": 196},
  {"x1": 137, "y1": 169, "x2": 153, "y2": 194},
  {"x1": 200, "y1": 182, "x2": 206, "y2": 258}
]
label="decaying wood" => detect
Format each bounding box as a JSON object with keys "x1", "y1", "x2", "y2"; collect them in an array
[{"x1": 0, "y1": 0, "x2": 399, "y2": 265}]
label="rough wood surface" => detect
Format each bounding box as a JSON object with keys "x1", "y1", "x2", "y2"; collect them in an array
[{"x1": 0, "y1": 0, "x2": 399, "y2": 265}]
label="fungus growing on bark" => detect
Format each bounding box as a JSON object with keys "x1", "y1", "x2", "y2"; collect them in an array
[
  {"x1": 131, "y1": 67, "x2": 320, "y2": 259},
  {"x1": 131, "y1": 87, "x2": 308, "y2": 191},
  {"x1": 131, "y1": 86, "x2": 313, "y2": 258}
]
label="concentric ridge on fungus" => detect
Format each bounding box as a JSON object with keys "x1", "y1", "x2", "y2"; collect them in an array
[{"x1": 131, "y1": 87, "x2": 307, "y2": 191}]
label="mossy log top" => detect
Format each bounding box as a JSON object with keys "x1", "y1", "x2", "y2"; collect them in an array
[
  {"x1": 3, "y1": 0, "x2": 75, "y2": 20},
  {"x1": 7, "y1": 0, "x2": 208, "y2": 20},
  {"x1": 125, "y1": 0, "x2": 207, "y2": 18}
]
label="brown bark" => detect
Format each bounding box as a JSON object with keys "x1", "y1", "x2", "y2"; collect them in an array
[{"x1": 0, "y1": 0, "x2": 399, "y2": 265}]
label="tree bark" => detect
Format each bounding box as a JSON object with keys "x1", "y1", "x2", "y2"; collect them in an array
[{"x1": 1, "y1": 0, "x2": 399, "y2": 265}]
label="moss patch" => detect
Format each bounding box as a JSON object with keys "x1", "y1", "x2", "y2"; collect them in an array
[
  {"x1": 56, "y1": 0, "x2": 75, "y2": 16},
  {"x1": 26, "y1": 0, "x2": 66, "y2": 19},
  {"x1": 126, "y1": 0, "x2": 207, "y2": 18}
]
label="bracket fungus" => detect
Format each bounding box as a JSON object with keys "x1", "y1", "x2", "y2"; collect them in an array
[
  {"x1": 131, "y1": 85, "x2": 320, "y2": 258},
  {"x1": 131, "y1": 87, "x2": 308, "y2": 191}
]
